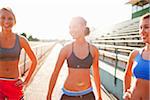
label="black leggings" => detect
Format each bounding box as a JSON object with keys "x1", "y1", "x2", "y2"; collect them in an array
[{"x1": 60, "y1": 92, "x2": 95, "y2": 100}]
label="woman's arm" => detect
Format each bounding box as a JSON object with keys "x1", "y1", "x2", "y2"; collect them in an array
[
  {"x1": 123, "y1": 50, "x2": 138, "y2": 92},
  {"x1": 123, "y1": 50, "x2": 138, "y2": 99},
  {"x1": 92, "y1": 46, "x2": 102, "y2": 100},
  {"x1": 47, "y1": 47, "x2": 67, "y2": 100},
  {"x1": 20, "y1": 36, "x2": 37, "y2": 87}
]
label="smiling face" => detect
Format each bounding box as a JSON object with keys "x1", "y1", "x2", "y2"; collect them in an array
[
  {"x1": 0, "y1": 8, "x2": 16, "y2": 31},
  {"x1": 139, "y1": 14, "x2": 150, "y2": 44},
  {"x1": 69, "y1": 17, "x2": 87, "y2": 39}
]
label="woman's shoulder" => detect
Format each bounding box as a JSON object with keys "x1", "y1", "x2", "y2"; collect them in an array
[
  {"x1": 16, "y1": 34, "x2": 28, "y2": 42},
  {"x1": 15, "y1": 33, "x2": 25, "y2": 39},
  {"x1": 88, "y1": 43, "x2": 99, "y2": 58},
  {"x1": 129, "y1": 49, "x2": 140, "y2": 61},
  {"x1": 15, "y1": 33, "x2": 29, "y2": 48},
  {"x1": 89, "y1": 43, "x2": 99, "y2": 52},
  {"x1": 60, "y1": 42, "x2": 72, "y2": 53},
  {"x1": 63, "y1": 42, "x2": 72, "y2": 48}
]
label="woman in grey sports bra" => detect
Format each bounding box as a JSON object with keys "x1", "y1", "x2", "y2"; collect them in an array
[
  {"x1": 0, "y1": 7, "x2": 37, "y2": 99},
  {"x1": 47, "y1": 17, "x2": 102, "y2": 100}
]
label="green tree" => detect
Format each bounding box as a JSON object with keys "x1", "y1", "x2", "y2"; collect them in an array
[{"x1": 21, "y1": 32, "x2": 27, "y2": 38}]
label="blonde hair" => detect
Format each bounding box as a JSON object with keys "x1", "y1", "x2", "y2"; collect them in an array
[
  {"x1": 0, "y1": 7, "x2": 16, "y2": 24},
  {"x1": 85, "y1": 27, "x2": 90, "y2": 36},
  {"x1": 71, "y1": 16, "x2": 90, "y2": 36},
  {"x1": 141, "y1": 13, "x2": 150, "y2": 20},
  {"x1": 72, "y1": 16, "x2": 87, "y2": 25}
]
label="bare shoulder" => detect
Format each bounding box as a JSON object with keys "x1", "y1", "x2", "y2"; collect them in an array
[
  {"x1": 90, "y1": 44, "x2": 99, "y2": 52},
  {"x1": 89, "y1": 44, "x2": 99, "y2": 58},
  {"x1": 129, "y1": 49, "x2": 139, "y2": 61},
  {"x1": 59, "y1": 43, "x2": 72, "y2": 56},
  {"x1": 17, "y1": 34, "x2": 29, "y2": 48},
  {"x1": 62, "y1": 43, "x2": 72, "y2": 51},
  {"x1": 18, "y1": 34, "x2": 28, "y2": 43}
]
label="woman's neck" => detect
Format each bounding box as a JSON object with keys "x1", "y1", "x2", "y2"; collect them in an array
[
  {"x1": 1, "y1": 29, "x2": 13, "y2": 38},
  {"x1": 75, "y1": 37, "x2": 87, "y2": 44},
  {"x1": 145, "y1": 43, "x2": 150, "y2": 52}
]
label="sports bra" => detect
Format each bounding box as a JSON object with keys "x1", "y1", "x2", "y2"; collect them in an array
[
  {"x1": 133, "y1": 49, "x2": 150, "y2": 80},
  {"x1": 67, "y1": 43, "x2": 93, "y2": 69},
  {"x1": 0, "y1": 34, "x2": 22, "y2": 61}
]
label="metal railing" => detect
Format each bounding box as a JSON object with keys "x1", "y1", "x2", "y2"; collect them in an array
[{"x1": 19, "y1": 42, "x2": 56, "y2": 76}]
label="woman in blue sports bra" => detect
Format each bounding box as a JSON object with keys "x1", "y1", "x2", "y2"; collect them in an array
[
  {"x1": 47, "y1": 17, "x2": 102, "y2": 100},
  {"x1": 123, "y1": 13, "x2": 150, "y2": 100},
  {"x1": 0, "y1": 7, "x2": 37, "y2": 99}
]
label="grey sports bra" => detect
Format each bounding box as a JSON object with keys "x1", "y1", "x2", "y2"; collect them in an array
[
  {"x1": 0, "y1": 34, "x2": 22, "y2": 61},
  {"x1": 67, "y1": 43, "x2": 93, "y2": 69}
]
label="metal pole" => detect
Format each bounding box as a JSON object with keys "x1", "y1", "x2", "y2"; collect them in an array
[
  {"x1": 22, "y1": 51, "x2": 26, "y2": 76},
  {"x1": 114, "y1": 48, "x2": 118, "y2": 86}
]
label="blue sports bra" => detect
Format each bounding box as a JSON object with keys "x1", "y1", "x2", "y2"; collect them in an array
[
  {"x1": 67, "y1": 43, "x2": 93, "y2": 69},
  {"x1": 133, "y1": 49, "x2": 150, "y2": 80},
  {"x1": 0, "y1": 34, "x2": 22, "y2": 61}
]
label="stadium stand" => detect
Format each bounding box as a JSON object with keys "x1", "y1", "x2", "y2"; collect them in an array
[{"x1": 90, "y1": 1, "x2": 149, "y2": 99}]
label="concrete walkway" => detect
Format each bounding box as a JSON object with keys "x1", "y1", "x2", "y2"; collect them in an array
[{"x1": 24, "y1": 44, "x2": 112, "y2": 100}]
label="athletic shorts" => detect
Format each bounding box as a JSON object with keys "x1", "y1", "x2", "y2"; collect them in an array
[
  {"x1": 61, "y1": 87, "x2": 95, "y2": 100},
  {"x1": 60, "y1": 91, "x2": 95, "y2": 100},
  {"x1": 0, "y1": 78, "x2": 23, "y2": 100}
]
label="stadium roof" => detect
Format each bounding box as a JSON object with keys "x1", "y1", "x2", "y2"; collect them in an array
[{"x1": 127, "y1": 0, "x2": 149, "y2": 6}]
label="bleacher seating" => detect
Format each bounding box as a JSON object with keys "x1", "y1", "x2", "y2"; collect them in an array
[{"x1": 91, "y1": 17, "x2": 144, "y2": 70}]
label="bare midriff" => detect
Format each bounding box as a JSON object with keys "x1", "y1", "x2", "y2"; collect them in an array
[
  {"x1": 64, "y1": 68, "x2": 92, "y2": 91},
  {"x1": 0, "y1": 60, "x2": 20, "y2": 78},
  {"x1": 131, "y1": 78, "x2": 150, "y2": 99}
]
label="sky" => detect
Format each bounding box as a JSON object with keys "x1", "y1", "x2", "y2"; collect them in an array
[{"x1": 0, "y1": 0, "x2": 132, "y2": 40}]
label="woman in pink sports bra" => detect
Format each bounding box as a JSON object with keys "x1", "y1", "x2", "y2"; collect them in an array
[
  {"x1": 0, "y1": 7, "x2": 37, "y2": 100},
  {"x1": 123, "y1": 13, "x2": 150, "y2": 100},
  {"x1": 47, "y1": 17, "x2": 102, "y2": 100}
]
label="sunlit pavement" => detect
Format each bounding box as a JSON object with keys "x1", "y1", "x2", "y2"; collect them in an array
[{"x1": 24, "y1": 43, "x2": 111, "y2": 100}]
